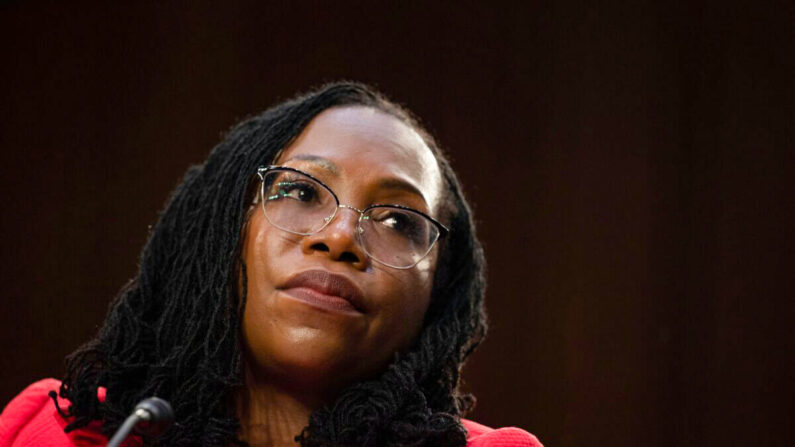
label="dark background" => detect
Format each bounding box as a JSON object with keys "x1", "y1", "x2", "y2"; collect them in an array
[{"x1": 1, "y1": 2, "x2": 793, "y2": 446}]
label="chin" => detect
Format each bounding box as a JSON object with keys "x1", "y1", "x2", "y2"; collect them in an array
[{"x1": 244, "y1": 324, "x2": 364, "y2": 390}]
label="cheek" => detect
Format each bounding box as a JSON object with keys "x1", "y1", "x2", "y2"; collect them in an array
[
  {"x1": 369, "y1": 254, "x2": 437, "y2": 355},
  {"x1": 240, "y1": 214, "x2": 302, "y2": 351},
  {"x1": 413, "y1": 255, "x2": 436, "y2": 283},
  {"x1": 243, "y1": 213, "x2": 302, "y2": 288},
  {"x1": 399, "y1": 250, "x2": 439, "y2": 338}
]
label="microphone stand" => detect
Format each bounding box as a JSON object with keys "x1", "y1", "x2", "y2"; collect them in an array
[{"x1": 107, "y1": 397, "x2": 173, "y2": 447}]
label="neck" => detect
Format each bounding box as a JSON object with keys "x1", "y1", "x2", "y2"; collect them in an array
[{"x1": 235, "y1": 366, "x2": 324, "y2": 447}]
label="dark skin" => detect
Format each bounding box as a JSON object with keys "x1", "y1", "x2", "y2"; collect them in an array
[{"x1": 237, "y1": 106, "x2": 445, "y2": 446}]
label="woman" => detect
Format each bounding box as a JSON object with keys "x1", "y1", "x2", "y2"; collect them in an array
[{"x1": 0, "y1": 83, "x2": 541, "y2": 446}]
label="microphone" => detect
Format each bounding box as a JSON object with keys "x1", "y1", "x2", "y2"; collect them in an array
[{"x1": 107, "y1": 397, "x2": 174, "y2": 447}]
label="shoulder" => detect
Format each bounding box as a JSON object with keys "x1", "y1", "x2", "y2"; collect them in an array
[
  {"x1": 461, "y1": 418, "x2": 543, "y2": 447},
  {"x1": 0, "y1": 379, "x2": 109, "y2": 447}
]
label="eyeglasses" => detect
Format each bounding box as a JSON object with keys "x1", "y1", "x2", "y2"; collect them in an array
[{"x1": 256, "y1": 166, "x2": 448, "y2": 269}]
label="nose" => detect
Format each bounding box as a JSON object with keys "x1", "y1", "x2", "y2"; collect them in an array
[{"x1": 299, "y1": 206, "x2": 369, "y2": 270}]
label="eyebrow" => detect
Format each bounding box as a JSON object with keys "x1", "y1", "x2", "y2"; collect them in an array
[
  {"x1": 376, "y1": 178, "x2": 427, "y2": 206},
  {"x1": 282, "y1": 154, "x2": 428, "y2": 206},
  {"x1": 283, "y1": 154, "x2": 340, "y2": 175}
]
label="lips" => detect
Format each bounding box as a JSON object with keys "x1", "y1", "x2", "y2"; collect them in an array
[{"x1": 280, "y1": 270, "x2": 365, "y2": 313}]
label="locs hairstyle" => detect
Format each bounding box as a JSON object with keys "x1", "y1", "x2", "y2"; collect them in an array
[{"x1": 53, "y1": 82, "x2": 488, "y2": 447}]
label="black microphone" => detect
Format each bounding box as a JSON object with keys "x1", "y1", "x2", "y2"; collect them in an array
[{"x1": 107, "y1": 397, "x2": 174, "y2": 447}]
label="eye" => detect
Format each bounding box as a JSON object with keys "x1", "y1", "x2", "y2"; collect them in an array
[
  {"x1": 369, "y1": 208, "x2": 426, "y2": 241},
  {"x1": 380, "y1": 213, "x2": 410, "y2": 230},
  {"x1": 272, "y1": 179, "x2": 320, "y2": 203}
]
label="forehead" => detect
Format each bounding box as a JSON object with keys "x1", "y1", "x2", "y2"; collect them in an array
[{"x1": 277, "y1": 106, "x2": 443, "y2": 211}]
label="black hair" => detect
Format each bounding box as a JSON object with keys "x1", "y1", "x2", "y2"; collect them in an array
[{"x1": 54, "y1": 82, "x2": 488, "y2": 446}]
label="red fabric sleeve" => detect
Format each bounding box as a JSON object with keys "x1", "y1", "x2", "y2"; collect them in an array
[
  {"x1": 0, "y1": 378, "x2": 136, "y2": 447},
  {"x1": 461, "y1": 418, "x2": 543, "y2": 447}
]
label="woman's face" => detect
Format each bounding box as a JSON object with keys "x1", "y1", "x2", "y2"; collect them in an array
[{"x1": 241, "y1": 106, "x2": 444, "y2": 399}]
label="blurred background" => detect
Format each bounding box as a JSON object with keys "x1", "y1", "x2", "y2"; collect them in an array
[{"x1": 1, "y1": 2, "x2": 793, "y2": 446}]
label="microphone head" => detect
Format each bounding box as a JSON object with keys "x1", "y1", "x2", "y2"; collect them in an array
[{"x1": 134, "y1": 397, "x2": 174, "y2": 437}]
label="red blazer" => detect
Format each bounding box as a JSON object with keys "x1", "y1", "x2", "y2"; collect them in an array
[{"x1": 0, "y1": 379, "x2": 542, "y2": 446}]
